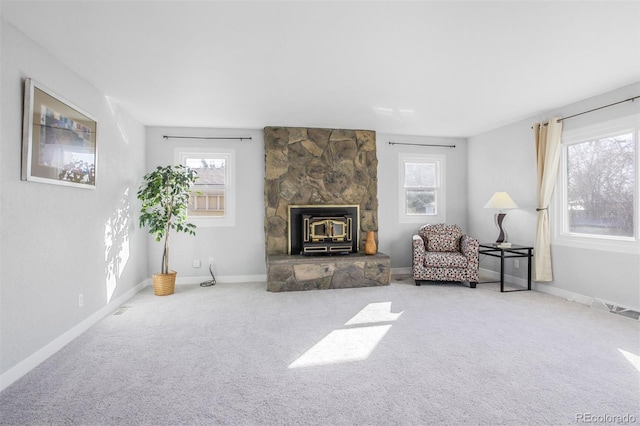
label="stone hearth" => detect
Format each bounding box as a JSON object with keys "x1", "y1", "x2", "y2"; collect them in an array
[{"x1": 267, "y1": 253, "x2": 390, "y2": 292}]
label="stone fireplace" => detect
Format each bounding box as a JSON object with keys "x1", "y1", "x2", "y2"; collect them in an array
[{"x1": 264, "y1": 126, "x2": 390, "y2": 291}]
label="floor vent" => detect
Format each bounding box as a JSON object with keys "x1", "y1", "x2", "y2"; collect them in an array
[
  {"x1": 113, "y1": 306, "x2": 131, "y2": 316},
  {"x1": 591, "y1": 300, "x2": 639, "y2": 320}
]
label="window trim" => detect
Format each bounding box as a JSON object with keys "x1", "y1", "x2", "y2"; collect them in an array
[
  {"x1": 398, "y1": 153, "x2": 446, "y2": 224},
  {"x1": 176, "y1": 148, "x2": 235, "y2": 227},
  {"x1": 552, "y1": 115, "x2": 639, "y2": 254}
]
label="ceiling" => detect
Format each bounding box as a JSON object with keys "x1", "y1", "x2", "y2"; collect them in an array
[{"x1": 2, "y1": 1, "x2": 639, "y2": 138}]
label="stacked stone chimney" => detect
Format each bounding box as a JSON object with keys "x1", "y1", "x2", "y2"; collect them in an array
[{"x1": 264, "y1": 127, "x2": 378, "y2": 256}]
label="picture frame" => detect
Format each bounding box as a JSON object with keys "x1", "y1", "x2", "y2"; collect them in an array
[{"x1": 21, "y1": 78, "x2": 97, "y2": 189}]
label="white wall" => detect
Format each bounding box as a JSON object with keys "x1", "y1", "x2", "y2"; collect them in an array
[
  {"x1": 377, "y1": 133, "x2": 468, "y2": 269},
  {"x1": 0, "y1": 21, "x2": 148, "y2": 384},
  {"x1": 467, "y1": 113, "x2": 539, "y2": 280},
  {"x1": 144, "y1": 127, "x2": 266, "y2": 281},
  {"x1": 143, "y1": 129, "x2": 468, "y2": 275},
  {"x1": 468, "y1": 82, "x2": 640, "y2": 309}
]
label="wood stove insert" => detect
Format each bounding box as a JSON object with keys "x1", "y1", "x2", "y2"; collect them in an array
[{"x1": 288, "y1": 205, "x2": 360, "y2": 255}]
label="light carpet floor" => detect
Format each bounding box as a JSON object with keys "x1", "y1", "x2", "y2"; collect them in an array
[{"x1": 1, "y1": 277, "x2": 639, "y2": 425}]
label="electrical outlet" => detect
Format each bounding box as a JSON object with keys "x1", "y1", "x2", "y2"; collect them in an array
[
  {"x1": 514, "y1": 260, "x2": 520, "y2": 269},
  {"x1": 193, "y1": 259, "x2": 201, "y2": 268},
  {"x1": 78, "y1": 294, "x2": 84, "y2": 307}
]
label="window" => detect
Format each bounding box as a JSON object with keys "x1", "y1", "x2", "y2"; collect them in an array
[
  {"x1": 554, "y1": 116, "x2": 638, "y2": 252},
  {"x1": 177, "y1": 149, "x2": 235, "y2": 227},
  {"x1": 399, "y1": 154, "x2": 445, "y2": 223}
]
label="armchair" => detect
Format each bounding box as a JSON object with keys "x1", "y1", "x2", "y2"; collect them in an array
[{"x1": 412, "y1": 223, "x2": 479, "y2": 288}]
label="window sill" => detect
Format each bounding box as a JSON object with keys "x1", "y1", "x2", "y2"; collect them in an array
[
  {"x1": 552, "y1": 235, "x2": 639, "y2": 255},
  {"x1": 399, "y1": 214, "x2": 446, "y2": 224},
  {"x1": 189, "y1": 216, "x2": 235, "y2": 228}
]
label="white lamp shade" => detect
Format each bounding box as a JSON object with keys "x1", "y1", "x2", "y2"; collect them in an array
[{"x1": 484, "y1": 192, "x2": 518, "y2": 209}]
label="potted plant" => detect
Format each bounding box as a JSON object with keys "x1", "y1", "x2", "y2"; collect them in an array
[{"x1": 137, "y1": 165, "x2": 197, "y2": 296}]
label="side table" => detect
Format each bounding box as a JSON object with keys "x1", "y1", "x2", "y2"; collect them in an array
[{"x1": 478, "y1": 243, "x2": 533, "y2": 292}]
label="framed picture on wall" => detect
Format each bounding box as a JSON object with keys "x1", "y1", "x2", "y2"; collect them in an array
[{"x1": 21, "y1": 78, "x2": 97, "y2": 189}]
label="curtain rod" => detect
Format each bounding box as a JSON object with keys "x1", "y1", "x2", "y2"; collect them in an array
[
  {"x1": 163, "y1": 135, "x2": 252, "y2": 141},
  {"x1": 533, "y1": 95, "x2": 639, "y2": 128},
  {"x1": 389, "y1": 141, "x2": 456, "y2": 148}
]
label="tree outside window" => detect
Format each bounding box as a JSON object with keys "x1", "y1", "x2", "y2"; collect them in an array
[{"x1": 565, "y1": 132, "x2": 635, "y2": 238}]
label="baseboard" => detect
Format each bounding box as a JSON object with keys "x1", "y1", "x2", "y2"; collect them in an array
[
  {"x1": 531, "y1": 281, "x2": 594, "y2": 306},
  {"x1": 175, "y1": 274, "x2": 268, "y2": 285},
  {"x1": 391, "y1": 267, "x2": 411, "y2": 276},
  {"x1": 0, "y1": 279, "x2": 149, "y2": 393}
]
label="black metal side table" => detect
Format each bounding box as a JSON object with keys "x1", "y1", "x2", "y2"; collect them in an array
[{"x1": 478, "y1": 243, "x2": 534, "y2": 292}]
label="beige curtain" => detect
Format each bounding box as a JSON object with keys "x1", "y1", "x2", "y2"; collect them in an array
[{"x1": 533, "y1": 118, "x2": 563, "y2": 282}]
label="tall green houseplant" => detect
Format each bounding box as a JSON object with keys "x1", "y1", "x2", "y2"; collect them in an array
[{"x1": 138, "y1": 165, "x2": 197, "y2": 295}]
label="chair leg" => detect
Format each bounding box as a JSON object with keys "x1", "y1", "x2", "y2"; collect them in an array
[
  {"x1": 469, "y1": 282, "x2": 477, "y2": 288},
  {"x1": 415, "y1": 280, "x2": 422, "y2": 286}
]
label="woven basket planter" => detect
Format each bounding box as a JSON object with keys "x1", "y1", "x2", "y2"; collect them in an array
[{"x1": 152, "y1": 271, "x2": 177, "y2": 296}]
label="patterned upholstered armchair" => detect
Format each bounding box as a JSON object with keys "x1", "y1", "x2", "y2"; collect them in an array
[{"x1": 412, "y1": 223, "x2": 479, "y2": 288}]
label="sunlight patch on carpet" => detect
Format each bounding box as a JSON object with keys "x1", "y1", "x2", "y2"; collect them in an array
[
  {"x1": 289, "y1": 302, "x2": 403, "y2": 368},
  {"x1": 289, "y1": 325, "x2": 392, "y2": 368},
  {"x1": 618, "y1": 348, "x2": 640, "y2": 373}
]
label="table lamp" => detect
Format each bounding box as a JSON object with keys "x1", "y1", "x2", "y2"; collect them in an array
[{"x1": 484, "y1": 192, "x2": 518, "y2": 244}]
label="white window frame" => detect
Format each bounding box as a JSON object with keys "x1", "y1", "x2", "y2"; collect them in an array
[
  {"x1": 176, "y1": 148, "x2": 235, "y2": 227},
  {"x1": 398, "y1": 153, "x2": 446, "y2": 224},
  {"x1": 552, "y1": 115, "x2": 639, "y2": 254}
]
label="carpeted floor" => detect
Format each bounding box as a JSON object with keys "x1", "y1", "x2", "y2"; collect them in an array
[{"x1": 1, "y1": 276, "x2": 639, "y2": 425}]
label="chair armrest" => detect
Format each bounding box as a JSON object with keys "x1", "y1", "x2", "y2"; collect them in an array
[
  {"x1": 412, "y1": 234, "x2": 426, "y2": 258},
  {"x1": 461, "y1": 235, "x2": 479, "y2": 258}
]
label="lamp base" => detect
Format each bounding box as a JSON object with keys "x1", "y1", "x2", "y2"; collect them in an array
[{"x1": 495, "y1": 212, "x2": 507, "y2": 243}]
